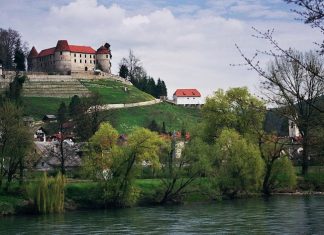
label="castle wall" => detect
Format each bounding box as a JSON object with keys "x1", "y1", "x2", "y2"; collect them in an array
[{"x1": 70, "y1": 52, "x2": 96, "y2": 72}]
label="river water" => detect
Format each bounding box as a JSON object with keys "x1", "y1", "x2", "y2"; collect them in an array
[{"x1": 1, "y1": 196, "x2": 324, "y2": 234}]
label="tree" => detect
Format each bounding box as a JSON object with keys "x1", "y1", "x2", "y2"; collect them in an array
[
  {"x1": 118, "y1": 64, "x2": 129, "y2": 79},
  {"x1": 119, "y1": 50, "x2": 142, "y2": 81},
  {"x1": 285, "y1": 0, "x2": 324, "y2": 54},
  {"x1": 68, "y1": 95, "x2": 81, "y2": 118},
  {"x1": 158, "y1": 137, "x2": 211, "y2": 204},
  {"x1": 6, "y1": 74, "x2": 26, "y2": 103},
  {"x1": 85, "y1": 125, "x2": 166, "y2": 207},
  {"x1": 258, "y1": 132, "x2": 296, "y2": 195},
  {"x1": 0, "y1": 102, "x2": 33, "y2": 190},
  {"x1": 0, "y1": 28, "x2": 28, "y2": 70},
  {"x1": 213, "y1": 129, "x2": 264, "y2": 198},
  {"x1": 14, "y1": 39, "x2": 26, "y2": 71},
  {"x1": 56, "y1": 102, "x2": 68, "y2": 175},
  {"x1": 147, "y1": 120, "x2": 160, "y2": 133},
  {"x1": 202, "y1": 87, "x2": 265, "y2": 143}
]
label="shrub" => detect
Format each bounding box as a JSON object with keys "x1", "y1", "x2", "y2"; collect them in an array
[
  {"x1": 269, "y1": 156, "x2": 297, "y2": 191},
  {"x1": 27, "y1": 172, "x2": 65, "y2": 214}
]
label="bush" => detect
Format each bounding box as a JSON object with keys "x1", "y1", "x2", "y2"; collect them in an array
[
  {"x1": 214, "y1": 129, "x2": 264, "y2": 197},
  {"x1": 270, "y1": 157, "x2": 297, "y2": 191},
  {"x1": 27, "y1": 172, "x2": 65, "y2": 214}
]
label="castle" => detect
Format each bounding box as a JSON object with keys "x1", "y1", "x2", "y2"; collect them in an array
[{"x1": 27, "y1": 40, "x2": 112, "y2": 74}]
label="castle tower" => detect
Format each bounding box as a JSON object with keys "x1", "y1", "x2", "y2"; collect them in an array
[
  {"x1": 54, "y1": 40, "x2": 71, "y2": 74},
  {"x1": 27, "y1": 46, "x2": 38, "y2": 71},
  {"x1": 96, "y1": 43, "x2": 111, "y2": 73}
]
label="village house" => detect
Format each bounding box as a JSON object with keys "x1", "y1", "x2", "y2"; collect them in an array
[
  {"x1": 173, "y1": 89, "x2": 203, "y2": 106},
  {"x1": 27, "y1": 40, "x2": 112, "y2": 74}
]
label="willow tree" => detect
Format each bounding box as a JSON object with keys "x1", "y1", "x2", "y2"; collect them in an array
[
  {"x1": 202, "y1": 87, "x2": 265, "y2": 143},
  {"x1": 85, "y1": 123, "x2": 166, "y2": 207}
]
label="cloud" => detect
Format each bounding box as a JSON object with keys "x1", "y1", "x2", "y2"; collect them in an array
[{"x1": 0, "y1": 0, "x2": 322, "y2": 99}]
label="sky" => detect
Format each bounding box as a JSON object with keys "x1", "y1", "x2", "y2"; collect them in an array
[{"x1": 0, "y1": 0, "x2": 322, "y2": 98}]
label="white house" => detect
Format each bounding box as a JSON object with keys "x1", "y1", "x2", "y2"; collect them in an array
[
  {"x1": 173, "y1": 89, "x2": 203, "y2": 106},
  {"x1": 288, "y1": 119, "x2": 301, "y2": 138}
]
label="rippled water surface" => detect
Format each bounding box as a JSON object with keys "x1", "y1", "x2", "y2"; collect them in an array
[{"x1": 1, "y1": 196, "x2": 324, "y2": 234}]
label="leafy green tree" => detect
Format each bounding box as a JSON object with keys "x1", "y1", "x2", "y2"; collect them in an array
[
  {"x1": 68, "y1": 95, "x2": 81, "y2": 118},
  {"x1": 213, "y1": 129, "x2": 264, "y2": 198},
  {"x1": 119, "y1": 64, "x2": 129, "y2": 79},
  {"x1": 14, "y1": 43, "x2": 25, "y2": 71},
  {"x1": 6, "y1": 74, "x2": 26, "y2": 103},
  {"x1": 85, "y1": 124, "x2": 166, "y2": 207},
  {"x1": 158, "y1": 137, "x2": 211, "y2": 204},
  {"x1": 0, "y1": 102, "x2": 33, "y2": 190},
  {"x1": 147, "y1": 120, "x2": 160, "y2": 133},
  {"x1": 202, "y1": 87, "x2": 265, "y2": 143}
]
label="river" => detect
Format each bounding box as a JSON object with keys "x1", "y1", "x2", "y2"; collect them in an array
[{"x1": 1, "y1": 196, "x2": 324, "y2": 234}]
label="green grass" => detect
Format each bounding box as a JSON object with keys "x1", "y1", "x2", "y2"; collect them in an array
[
  {"x1": 22, "y1": 97, "x2": 69, "y2": 119},
  {"x1": 100, "y1": 102, "x2": 202, "y2": 133},
  {"x1": 80, "y1": 79, "x2": 154, "y2": 104}
]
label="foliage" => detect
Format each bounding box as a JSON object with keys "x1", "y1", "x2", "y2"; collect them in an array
[
  {"x1": 5, "y1": 74, "x2": 26, "y2": 103},
  {"x1": 0, "y1": 28, "x2": 28, "y2": 70},
  {"x1": 269, "y1": 157, "x2": 297, "y2": 191},
  {"x1": 27, "y1": 172, "x2": 65, "y2": 214},
  {"x1": 68, "y1": 95, "x2": 81, "y2": 118},
  {"x1": 202, "y1": 87, "x2": 265, "y2": 143},
  {"x1": 213, "y1": 129, "x2": 264, "y2": 197},
  {"x1": 84, "y1": 124, "x2": 166, "y2": 207},
  {"x1": 119, "y1": 49, "x2": 168, "y2": 98},
  {"x1": 158, "y1": 137, "x2": 211, "y2": 204},
  {"x1": 119, "y1": 64, "x2": 129, "y2": 78},
  {"x1": 0, "y1": 101, "x2": 34, "y2": 190}
]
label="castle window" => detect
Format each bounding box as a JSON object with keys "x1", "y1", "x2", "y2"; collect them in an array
[
  {"x1": 94, "y1": 55, "x2": 96, "y2": 59},
  {"x1": 90, "y1": 55, "x2": 92, "y2": 58},
  {"x1": 106, "y1": 55, "x2": 108, "y2": 58},
  {"x1": 85, "y1": 60, "x2": 87, "y2": 63},
  {"x1": 80, "y1": 59, "x2": 82, "y2": 63},
  {"x1": 90, "y1": 60, "x2": 92, "y2": 64},
  {"x1": 94, "y1": 61, "x2": 96, "y2": 64},
  {"x1": 74, "y1": 54, "x2": 76, "y2": 57},
  {"x1": 84, "y1": 54, "x2": 86, "y2": 58},
  {"x1": 80, "y1": 54, "x2": 81, "y2": 57},
  {"x1": 60, "y1": 51, "x2": 63, "y2": 55},
  {"x1": 74, "y1": 59, "x2": 76, "y2": 63}
]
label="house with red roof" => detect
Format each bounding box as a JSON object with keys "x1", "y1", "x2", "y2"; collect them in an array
[
  {"x1": 173, "y1": 89, "x2": 203, "y2": 106},
  {"x1": 27, "y1": 40, "x2": 112, "y2": 75}
]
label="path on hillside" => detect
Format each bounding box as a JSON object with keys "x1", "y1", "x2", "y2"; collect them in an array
[{"x1": 90, "y1": 99, "x2": 161, "y2": 112}]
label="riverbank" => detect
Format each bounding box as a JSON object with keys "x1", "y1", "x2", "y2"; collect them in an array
[{"x1": 1, "y1": 175, "x2": 324, "y2": 216}]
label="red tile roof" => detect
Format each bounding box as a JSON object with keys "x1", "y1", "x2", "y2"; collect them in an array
[
  {"x1": 38, "y1": 47, "x2": 55, "y2": 57},
  {"x1": 174, "y1": 89, "x2": 201, "y2": 97},
  {"x1": 70, "y1": 45, "x2": 96, "y2": 54},
  {"x1": 96, "y1": 45, "x2": 110, "y2": 54},
  {"x1": 55, "y1": 40, "x2": 70, "y2": 51},
  {"x1": 28, "y1": 46, "x2": 38, "y2": 58}
]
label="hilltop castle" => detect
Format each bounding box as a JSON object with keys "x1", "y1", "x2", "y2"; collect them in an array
[{"x1": 27, "y1": 40, "x2": 112, "y2": 74}]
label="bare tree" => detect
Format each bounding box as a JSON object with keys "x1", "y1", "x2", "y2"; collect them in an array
[
  {"x1": 119, "y1": 50, "x2": 144, "y2": 81},
  {"x1": 285, "y1": 0, "x2": 324, "y2": 53}
]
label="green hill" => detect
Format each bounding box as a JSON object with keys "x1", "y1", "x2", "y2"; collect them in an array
[
  {"x1": 22, "y1": 79, "x2": 155, "y2": 119},
  {"x1": 80, "y1": 79, "x2": 154, "y2": 104},
  {"x1": 99, "y1": 102, "x2": 202, "y2": 133}
]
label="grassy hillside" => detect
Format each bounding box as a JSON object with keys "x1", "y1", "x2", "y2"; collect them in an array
[
  {"x1": 22, "y1": 97, "x2": 69, "y2": 119},
  {"x1": 22, "y1": 79, "x2": 155, "y2": 119},
  {"x1": 80, "y1": 79, "x2": 154, "y2": 104},
  {"x1": 100, "y1": 102, "x2": 202, "y2": 133}
]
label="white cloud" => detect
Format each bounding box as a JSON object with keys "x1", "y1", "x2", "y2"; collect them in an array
[{"x1": 0, "y1": 0, "x2": 322, "y2": 99}]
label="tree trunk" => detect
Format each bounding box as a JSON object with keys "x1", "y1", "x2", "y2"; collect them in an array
[
  {"x1": 19, "y1": 159, "x2": 23, "y2": 185},
  {"x1": 262, "y1": 163, "x2": 273, "y2": 196},
  {"x1": 301, "y1": 141, "x2": 309, "y2": 175}
]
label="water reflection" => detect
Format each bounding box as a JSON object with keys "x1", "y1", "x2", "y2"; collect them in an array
[{"x1": 1, "y1": 196, "x2": 324, "y2": 234}]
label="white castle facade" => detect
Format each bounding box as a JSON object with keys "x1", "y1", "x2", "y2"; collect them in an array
[{"x1": 27, "y1": 40, "x2": 111, "y2": 75}]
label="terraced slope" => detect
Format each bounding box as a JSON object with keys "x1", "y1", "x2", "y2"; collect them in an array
[{"x1": 22, "y1": 80, "x2": 91, "y2": 98}]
